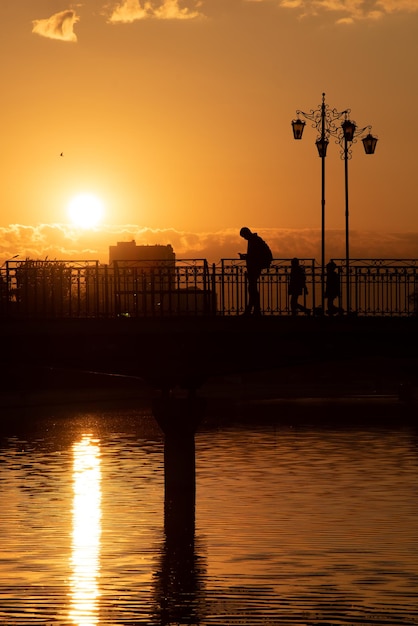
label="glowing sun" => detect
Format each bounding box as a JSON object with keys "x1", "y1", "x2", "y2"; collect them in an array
[{"x1": 68, "y1": 193, "x2": 104, "y2": 229}]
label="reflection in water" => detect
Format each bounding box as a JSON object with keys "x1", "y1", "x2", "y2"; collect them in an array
[
  {"x1": 69, "y1": 434, "x2": 102, "y2": 626},
  {"x1": 1, "y1": 410, "x2": 417, "y2": 625},
  {"x1": 154, "y1": 430, "x2": 205, "y2": 624}
]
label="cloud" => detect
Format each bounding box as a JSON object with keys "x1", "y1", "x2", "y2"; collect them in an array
[
  {"x1": 377, "y1": 0, "x2": 418, "y2": 12},
  {"x1": 277, "y1": 0, "x2": 418, "y2": 22},
  {"x1": 107, "y1": 0, "x2": 148, "y2": 22},
  {"x1": 107, "y1": 0, "x2": 204, "y2": 23},
  {"x1": 153, "y1": 0, "x2": 203, "y2": 18},
  {"x1": 0, "y1": 224, "x2": 417, "y2": 266},
  {"x1": 32, "y1": 9, "x2": 80, "y2": 42}
]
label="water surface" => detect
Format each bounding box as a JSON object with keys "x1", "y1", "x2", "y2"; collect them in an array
[{"x1": 1, "y1": 406, "x2": 417, "y2": 625}]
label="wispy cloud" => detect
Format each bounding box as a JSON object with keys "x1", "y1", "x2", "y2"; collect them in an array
[
  {"x1": 1, "y1": 224, "x2": 417, "y2": 265},
  {"x1": 32, "y1": 9, "x2": 80, "y2": 42},
  {"x1": 277, "y1": 0, "x2": 418, "y2": 22},
  {"x1": 107, "y1": 0, "x2": 204, "y2": 23}
]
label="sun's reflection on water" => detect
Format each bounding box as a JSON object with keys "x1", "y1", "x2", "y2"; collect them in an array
[{"x1": 69, "y1": 433, "x2": 102, "y2": 626}]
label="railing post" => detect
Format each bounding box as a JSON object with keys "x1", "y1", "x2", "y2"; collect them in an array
[
  {"x1": 311, "y1": 260, "x2": 316, "y2": 314},
  {"x1": 211, "y1": 263, "x2": 216, "y2": 315},
  {"x1": 240, "y1": 265, "x2": 246, "y2": 316}
]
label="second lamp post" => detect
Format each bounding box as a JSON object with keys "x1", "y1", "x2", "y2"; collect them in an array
[{"x1": 339, "y1": 118, "x2": 378, "y2": 312}]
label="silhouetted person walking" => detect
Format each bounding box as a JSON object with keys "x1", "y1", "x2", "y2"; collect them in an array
[
  {"x1": 239, "y1": 227, "x2": 272, "y2": 316},
  {"x1": 325, "y1": 260, "x2": 343, "y2": 315},
  {"x1": 289, "y1": 258, "x2": 310, "y2": 316}
]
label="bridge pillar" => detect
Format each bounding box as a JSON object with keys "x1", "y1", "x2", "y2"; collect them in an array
[
  {"x1": 162, "y1": 426, "x2": 196, "y2": 552},
  {"x1": 152, "y1": 391, "x2": 205, "y2": 535}
]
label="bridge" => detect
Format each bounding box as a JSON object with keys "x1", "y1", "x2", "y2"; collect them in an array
[
  {"x1": 2, "y1": 315, "x2": 417, "y2": 427},
  {"x1": 1, "y1": 258, "x2": 417, "y2": 430}
]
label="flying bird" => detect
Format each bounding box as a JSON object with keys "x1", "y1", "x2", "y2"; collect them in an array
[{"x1": 60, "y1": 152, "x2": 63, "y2": 157}]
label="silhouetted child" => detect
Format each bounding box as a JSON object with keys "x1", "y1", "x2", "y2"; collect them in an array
[
  {"x1": 325, "y1": 260, "x2": 344, "y2": 315},
  {"x1": 288, "y1": 258, "x2": 310, "y2": 316}
]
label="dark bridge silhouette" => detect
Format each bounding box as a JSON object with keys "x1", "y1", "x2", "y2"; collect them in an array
[
  {"x1": 1, "y1": 257, "x2": 417, "y2": 429},
  {"x1": 2, "y1": 315, "x2": 417, "y2": 421}
]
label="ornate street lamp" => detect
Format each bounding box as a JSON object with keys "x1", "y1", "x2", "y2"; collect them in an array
[
  {"x1": 341, "y1": 119, "x2": 356, "y2": 142},
  {"x1": 338, "y1": 115, "x2": 378, "y2": 312},
  {"x1": 315, "y1": 137, "x2": 329, "y2": 158},
  {"x1": 291, "y1": 118, "x2": 306, "y2": 140},
  {"x1": 292, "y1": 93, "x2": 378, "y2": 314},
  {"x1": 362, "y1": 133, "x2": 378, "y2": 155},
  {"x1": 291, "y1": 93, "x2": 349, "y2": 309}
]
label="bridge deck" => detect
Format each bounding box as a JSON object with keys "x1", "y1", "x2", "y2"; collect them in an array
[
  {"x1": 1, "y1": 316, "x2": 417, "y2": 427},
  {"x1": 2, "y1": 316, "x2": 416, "y2": 388}
]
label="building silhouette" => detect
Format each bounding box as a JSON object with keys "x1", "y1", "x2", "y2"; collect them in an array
[
  {"x1": 109, "y1": 241, "x2": 176, "y2": 316},
  {"x1": 109, "y1": 241, "x2": 176, "y2": 266}
]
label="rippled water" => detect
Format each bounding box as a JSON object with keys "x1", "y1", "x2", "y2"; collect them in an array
[{"x1": 1, "y1": 405, "x2": 418, "y2": 625}]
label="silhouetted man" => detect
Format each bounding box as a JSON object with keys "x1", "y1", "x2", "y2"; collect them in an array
[{"x1": 239, "y1": 227, "x2": 272, "y2": 316}]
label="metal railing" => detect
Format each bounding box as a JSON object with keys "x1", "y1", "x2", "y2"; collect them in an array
[
  {"x1": 1, "y1": 258, "x2": 417, "y2": 318},
  {"x1": 216, "y1": 259, "x2": 317, "y2": 315},
  {"x1": 340, "y1": 259, "x2": 418, "y2": 316}
]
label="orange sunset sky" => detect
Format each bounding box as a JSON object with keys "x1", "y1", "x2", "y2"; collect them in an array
[{"x1": 1, "y1": 0, "x2": 418, "y2": 264}]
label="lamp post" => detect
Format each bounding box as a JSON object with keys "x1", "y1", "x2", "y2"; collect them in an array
[
  {"x1": 338, "y1": 118, "x2": 378, "y2": 313},
  {"x1": 292, "y1": 93, "x2": 348, "y2": 309},
  {"x1": 291, "y1": 93, "x2": 378, "y2": 313}
]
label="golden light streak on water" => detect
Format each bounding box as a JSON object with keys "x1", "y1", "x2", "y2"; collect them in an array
[{"x1": 69, "y1": 433, "x2": 102, "y2": 626}]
